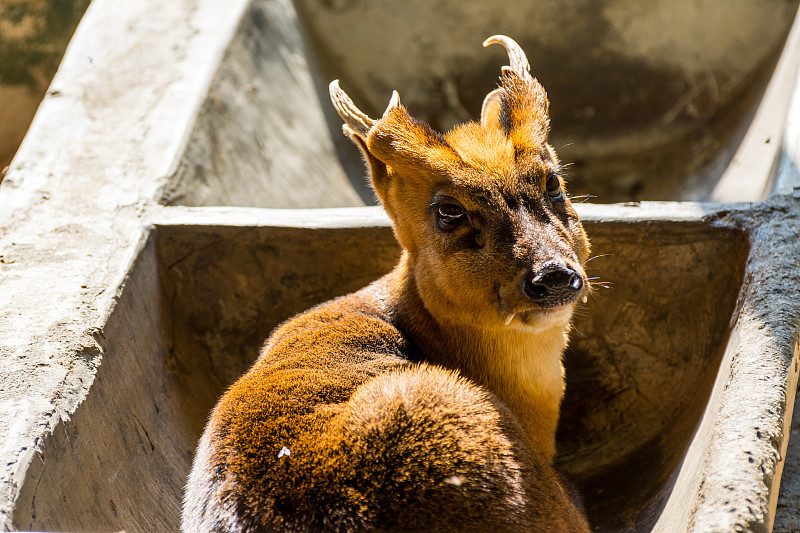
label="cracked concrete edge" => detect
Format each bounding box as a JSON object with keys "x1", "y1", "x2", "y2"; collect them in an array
[
  {"x1": 774, "y1": 341, "x2": 800, "y2": 532},
  {"x1": 686, "y1": 199, "x2": 800, "y2": 532},
  {"x1": 765, "y1": 38, "x2": 800, "y2": 532},
  {"x1": 0, "y1": 0, "x2": 251, "y2": 528},
  {"x1": 147, "y1": 201, "x2": 755, "y2": 229}
]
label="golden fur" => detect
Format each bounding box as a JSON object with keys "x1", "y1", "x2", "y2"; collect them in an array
[{"x1": 183, "y1": 35, "x2": 591, "y2": 532}]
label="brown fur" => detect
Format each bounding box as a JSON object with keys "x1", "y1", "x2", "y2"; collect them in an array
[{"x1": 183, "y1": 36, "x2": 591, "y2": 532}]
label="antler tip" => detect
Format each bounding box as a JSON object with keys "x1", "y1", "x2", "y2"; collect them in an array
[
  {"x1": 328, "y1": 78, "x2": 378, "y2": 137},
  {"x1": 483, "y1": 35, "x2": 506, "y2": 48},
  {"x1": 483, "y1": 35, "x2": 531, "y2": 78}
]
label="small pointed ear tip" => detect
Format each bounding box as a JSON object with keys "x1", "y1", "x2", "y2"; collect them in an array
[
  {"x1": 342, "y1": 122, "x2": 363, "y2": 137},
  {"x1": 342, "y1": 124, "x2": 369, "y2": 147},
  {"x1": 382, "y1": 90, "x2": 402, "y2": 119}
]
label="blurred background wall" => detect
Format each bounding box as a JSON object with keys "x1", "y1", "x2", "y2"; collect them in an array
[{"x1": 0, "y1": 0, "x2": 89, "y2": 170}]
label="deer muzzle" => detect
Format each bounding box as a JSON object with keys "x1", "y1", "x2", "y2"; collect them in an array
[{"x1": 522, "y1": 261, "x2": 584, "y2": 309}]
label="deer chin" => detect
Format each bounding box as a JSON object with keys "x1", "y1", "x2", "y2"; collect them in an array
[{"x1": 503, "y1": 304, "x2": 575, "y2": 333}]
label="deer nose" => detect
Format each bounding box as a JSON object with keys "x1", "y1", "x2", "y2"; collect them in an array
[{"x1": 522, "y1": 261, "x2": 584, "y2": 308}]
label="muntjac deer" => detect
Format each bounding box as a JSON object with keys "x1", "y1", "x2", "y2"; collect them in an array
[{"x1": 183, "y1": 35, "x2": 592, "y2": 532}]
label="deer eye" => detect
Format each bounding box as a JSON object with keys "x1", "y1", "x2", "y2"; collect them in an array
[
  {"x1": 436, "y1": 203, "x2": 467, "y2": 229},
  {"x1": 546, "y1": 173, "x2": 563, "y2": 201}
]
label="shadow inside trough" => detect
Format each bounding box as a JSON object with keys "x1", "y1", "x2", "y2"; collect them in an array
[{"x1": 12, "y1": 218, "x2": 748, "y2": 532}]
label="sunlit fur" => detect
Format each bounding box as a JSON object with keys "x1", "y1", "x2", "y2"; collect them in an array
[{"x1": 183, "y1": 36, "x2": 591, "y2": 532}]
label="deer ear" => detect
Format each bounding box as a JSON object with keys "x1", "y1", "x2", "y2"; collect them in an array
[
  {"x1": 329, "y1": 80, "x2": 461, "y2": 201},
  {"x1": 366, "y1": 105, "x2": 460, "y2": 182},
  {"x1": 480, "y1": 88, "x2": 504, "y2": 131},
  {"x1": 483, "y1": 35, "x2": 550, "y2": 148},
  {"x1": 329, "y1": 80, "x2": 396, "y2": 199}
]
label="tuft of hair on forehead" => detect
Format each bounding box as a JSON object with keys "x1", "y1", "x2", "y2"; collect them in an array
[
  {"x1": 435, "y1": 123, "x2": 554, "y2": 206},
  {"x1": 444, "y1": 122, "x2": 516, "y2": 177}
]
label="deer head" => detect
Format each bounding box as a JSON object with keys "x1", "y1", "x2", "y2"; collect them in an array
[{"x1": 330, "y1": 35, "x2": 590, "y2": 333}]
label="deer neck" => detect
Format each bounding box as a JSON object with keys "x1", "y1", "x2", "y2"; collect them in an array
[{"x1": 385, "y1": 253, "x2": 570, "y2": 462}]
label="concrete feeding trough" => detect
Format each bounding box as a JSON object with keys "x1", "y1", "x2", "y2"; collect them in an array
[{"x1": 1, "y1": 1, "x2": 800, "y2": 532}]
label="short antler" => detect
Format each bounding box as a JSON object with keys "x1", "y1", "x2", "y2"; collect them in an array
[
  {"x1": 329, "y1": 80, "x2": 401, "y2": 138},
  {"x1": 329, "y1": 80, "x2": 374, "y2": 137},
  {"x1": 483, "y1": 35, "x2": 533, "y2": 84}
]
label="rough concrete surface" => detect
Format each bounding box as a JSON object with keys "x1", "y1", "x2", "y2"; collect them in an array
[
  {"x1": 0, "y1": 0, "x2": 251, "y2": 528},
  {"x1": 159, "y1": 0, "x2": 372, "y2": 208},
  {"x1": 1, "y1": 0, "x2": 800, "y2": 532}
]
